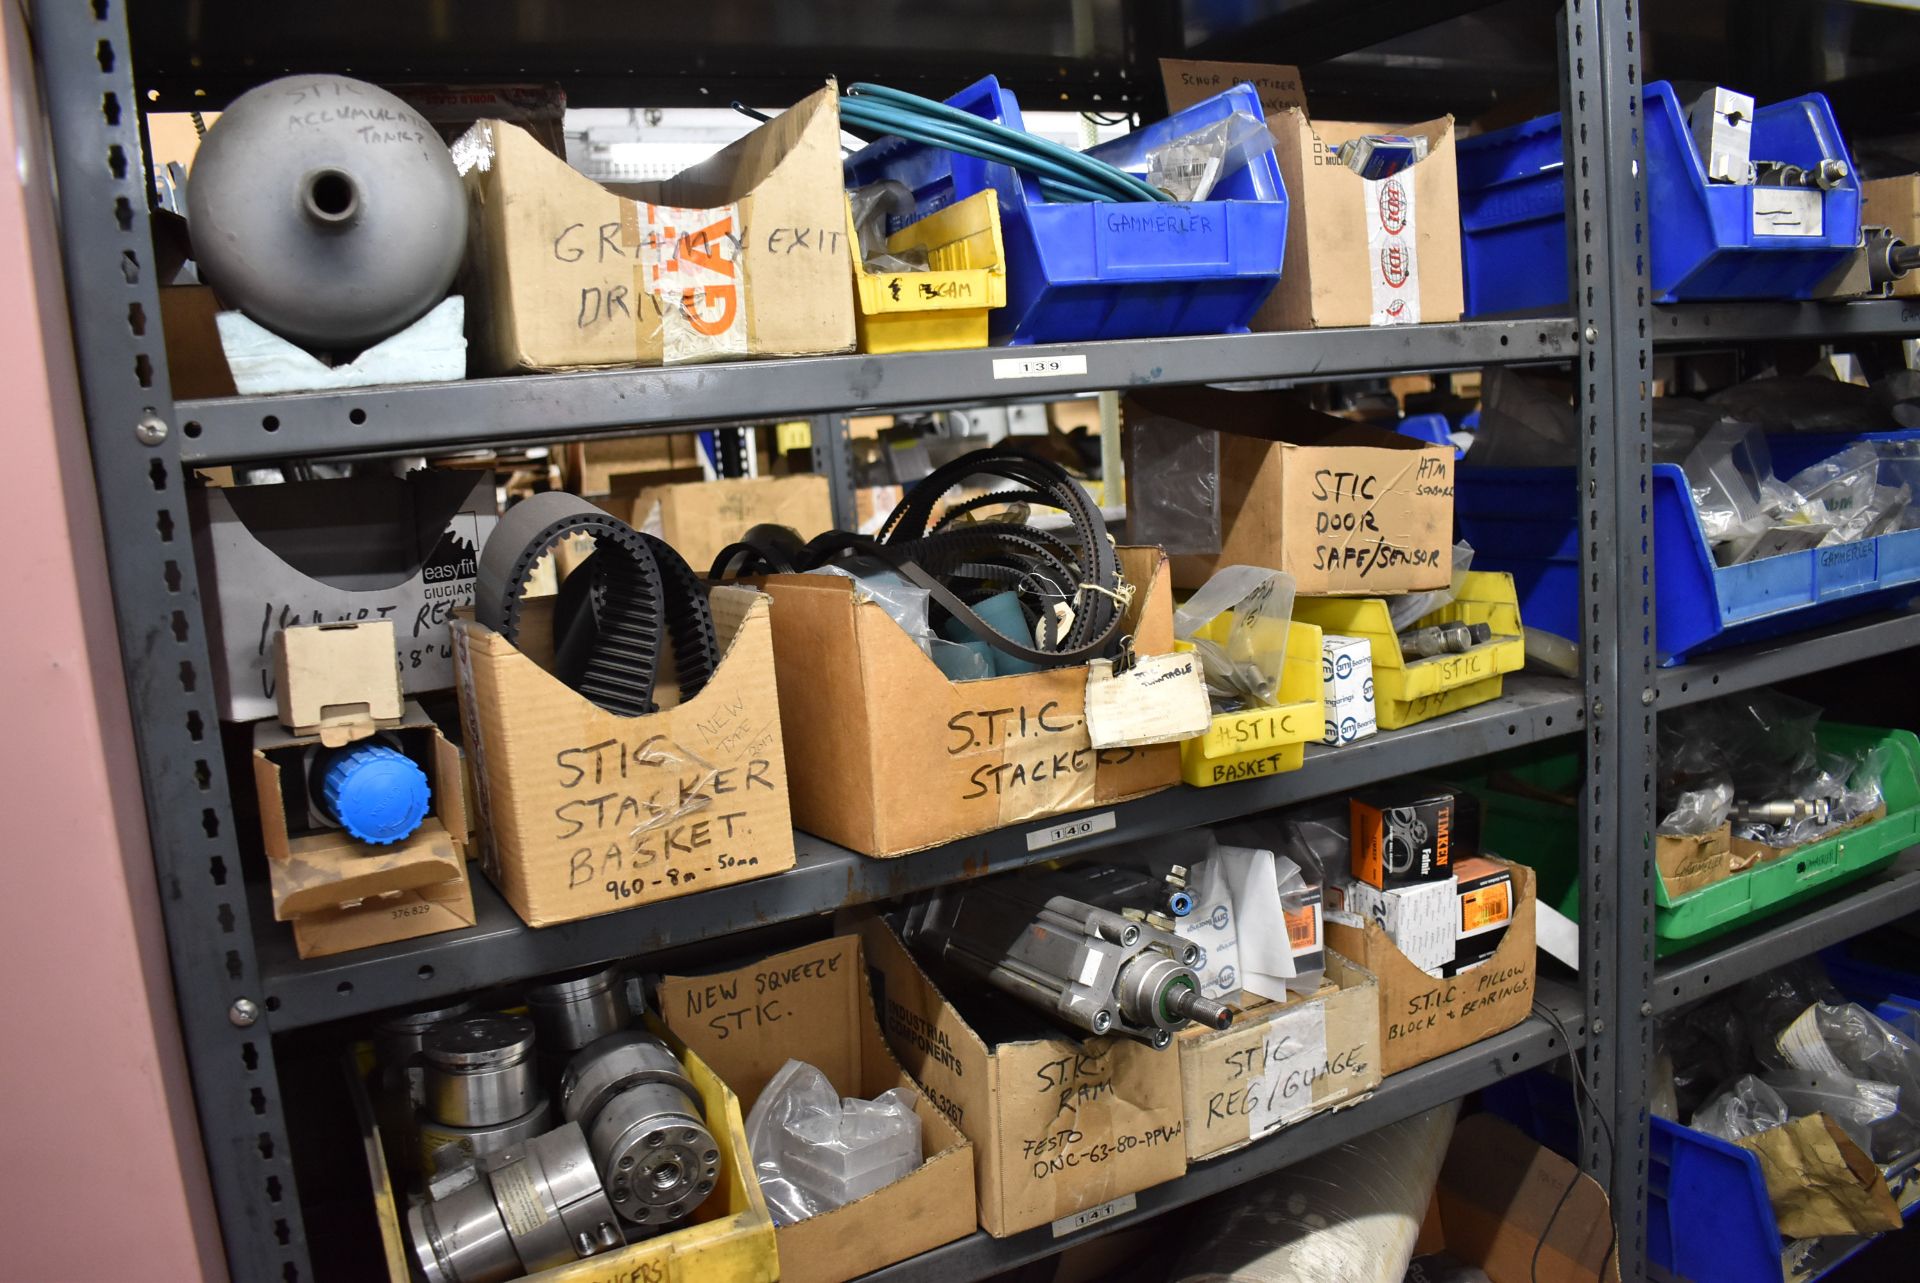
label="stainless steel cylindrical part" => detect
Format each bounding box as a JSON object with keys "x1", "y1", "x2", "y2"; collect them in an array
[
  {"x1": 185, "y1": 75, "x2": 467, "y2": 350},
  {"x1": 589, "y1": 1079, "x2": 721, "y2": 1227},
  {"x1": 559, "y1": 1031, "x2": 696, "y2": 1129},
  {"x1": 376, "y1": 1000, "x2": 479, "y2": 1072},
  {"x1": 526, "y1": 965, "x2": 630, "y2": 1055},
  {"x1": 409, "y1": 1177, "x2": 518, "y2": 1283},
  {"x1": 417, "y1": 1097, "x2": 553, "y2": 1177},
  {"x1": 425, "y1": 1015, "x2": 538, "y2": 1127}
]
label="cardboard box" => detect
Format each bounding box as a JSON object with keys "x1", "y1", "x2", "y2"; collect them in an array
[
  {"x1": 1321, "y1": 633, "x2": 1377, "y2": 746},
  {"x1": 251, "y1": 702, "x2": 476, "y2": 959},
  {"x1": 1176, "y1": 952, "x2": 1381, "y2": 1162},
  {"x1": 1257, "y1": 111, "x2": 1463, "y2": 330},
  {"x1": 759, "y1": 547, "x2": 1180, "y2": 857},
  {"x1": 275, "y1": 621, "x2": 404, "y2": 738},
  {"x1": 1863, "y1": 176, "x2": 1920, "y2": 299},
  {"x1": 1352, "y1": 783, "x2": 1457, "y2": 888},
  {"x1": 1326, "y1": 860, "x2": 1536, "y2": 1075},
  {"x1": 459, "y1": 85, "x2": 855, "y2": 373},
  {"x1": 159, "y1": 284, "x2": 238, "y2": 400},
  {"x1": 631, "y1": 474, "x2": 833, "y2": 577},
  {"x1": 571, "y1": 434, "x2": 702, "y2": 496},
  {"x1": 1337, "y1": 877, "x2": 1456, "y2": 975},
  {"x1": 451, "y1": 585, "x2": 797, "y2": 927},
  {"x1": 1656, "y1": 824, "x2": 1734, "y2": 897},
  {"x1": 1417, "y1": 1114, "x2": 1619, "y2": 1282},
  {"x1": 1450, "y1": 856, "x2": 1514, "y2": 973},
  {"x1": 1128, "y1": 386, "x2": 1453, "y2": 595},
  {"x1": 1159, "y1": 58, "x2": 1306, "y2": 116},
  {"x1": 190, "y1": 469, "x2": 497, "y2": 722},
  {"x1": 861, "y1": 918, "x2": 1186, "y2": 1238},
  {"x1": 657, "y1": 936, "x2": 975, "y2": 1283}
]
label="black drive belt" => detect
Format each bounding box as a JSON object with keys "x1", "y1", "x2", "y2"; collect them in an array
[{"x1": 477, "y1": 491, "x2": 717, "y2": 717}]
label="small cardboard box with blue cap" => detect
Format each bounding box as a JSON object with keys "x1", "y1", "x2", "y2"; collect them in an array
[{"x1": 252, "y1": 620, "x2": 476, "y2": 959}]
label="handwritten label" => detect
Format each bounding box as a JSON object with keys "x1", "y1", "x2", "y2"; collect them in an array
[
  {"x1": 1051, "y1": 1193, "x2": 1137, "y2": 1238},
  {"x1": 1026, "y1": 810, "x2": 1117, "y2": 852},
  {"x1": 1308, "y1": 457, "x2": 1450, "y2": 579},
  {"x1": 1245, "y1": 1004, "x2": 1328, "y2": 1138},
  {"x1": 1084, "y1": 652, "x2": 1210, "y2": 748},
  {"x1": 992, "y1": 354, "x2": 1088, "y2": 381},
  {"x1": 1026, "y1": 1122, "x2": 1184, "y2": 1180},
  {"x1": 679, "y1": 949, "x2": 840, "y2": 1040}
]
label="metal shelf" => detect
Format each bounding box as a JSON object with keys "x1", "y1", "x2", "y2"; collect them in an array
[
  {"x1": 1655, "y1": 298, "x2": 1920, "y2": 345},
  {"x1": 1654, "y1": 849, "x2": 1920, "y2": 1014},
  {"x1": 175, "y1": 318, "x2": 1577, "y2": 466},
  {"x1": 859, "y1": 975, "x2": 1586, "y2": 1283},
  {"x1": 1655, "y1": 611, "x2": 1920, "y2": 709},
  {"x1": 257, "y1": 676, "x2": 1580, "y2": 1029}
]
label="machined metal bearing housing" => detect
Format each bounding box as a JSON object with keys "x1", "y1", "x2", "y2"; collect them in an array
[
  {"x1": 560, "y1": 1032, "x2": 721, "y2": 1227},
  {"x1": 424, "y1": 1014, "x2": 539, "y2": 1128}
]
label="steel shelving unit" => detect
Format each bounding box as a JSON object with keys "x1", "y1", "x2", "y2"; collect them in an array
[{"x1": 24, "y1": 1, "x2": 1920, "y2": 1281}]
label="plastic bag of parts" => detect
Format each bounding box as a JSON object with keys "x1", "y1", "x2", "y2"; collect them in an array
[
  {"x1": 1462, "y1": 367, "x2": 1579, "y2": 467},
  {"x1": 1691, "y1": 1073, "x2": 1792, "y2": 1143},
  {"x1": 1659, "y1": 779, "x2": 1733, "y2": 837},
  {"x1": 1170, "y1": 1103, "x2": 1456, "y2": 1283},
  {"x1": 1125, "y1": 413, "x2": 1220, "y2": 555},
  {"x1": 1764, "y1": 1069, "x2": 1902, "y2": 1157},
  {"x1": 810, "y1": 561, "x2": 991, "y2": 681},
  {"x1": 1388, "y1": 542, "x2": 1475, "y2": 631},
  {"x1": 1706, "y1": 373, "x2": 1887, "y2": 434},
  {"x1": 1782, "y1": 443, "x2": 1906, "y2": 546},
  {"x1": 1659, "y1": 995, "x2": 1755, "y2": 1119},
  {"x1": 1679, "y1": 420, "x2": 1799, "y2": 557},
  {"x1": 743, "y1": 1059, "x2": 923, "y2": 1226},
  {"x1": 847, "y1": 180, "x2": 929, "y2": 273},
  {"x1": 1732, "y1": 741, "x2": 1887, "y2": 852},
  {"x1": 1143, "y1": 110, "x2": 1276, "y2": 202},
  {"x1": 1174, "y1": 566, "x2": 1298, "y2": 711},
  {"x1": 1775, "y1": 1000, "x2": 1920, "y2": 1161},
  {"x1": 1651, "y1": 398, "x2": 1731, "y2": 463}
]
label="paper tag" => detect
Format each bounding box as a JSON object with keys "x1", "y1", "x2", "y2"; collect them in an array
[
  {"x1": 1752, "y1": 188, "x2": 1823, "y2": 238},
  {"x1": 1025, "y1": 810, "x2": 1117, "y2": 852},
  {"x1": 1248, "y1": 1003, "x2": 1328, "y2": 1138},
  {"x1": 1285, "y1": 899, "x2": 1322, "y2": 957},
  {"x1": 1177, "y1": 855, "x2": 1242, "y2": 999},
  {"x1": 993, "y1": 354, "x2": 1088, "y2": 381},
  {"x1": 1778, "y1": 1004, "x2": 1849, "y2": 1076},
  {"x1": 490, "y1": 1160, "x2": 552, "y2": 1238},
  {"x1": 1084, "y1": 652, "x2": 1211, "y2": 748},
  {"x1": 1366, "y1": 173, "x2": 1420, "y2": 325},
  {"x1": 628, "y1": 201, "x2": 748, "y2": 364},
  {"x1": 1052, "y1": 1193, "x2": 1137, "y2": 1237}
]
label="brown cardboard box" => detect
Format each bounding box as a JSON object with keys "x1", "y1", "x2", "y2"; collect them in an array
[
  {"x1": 1419, "y1": 1114, "x2": 1619, "y2": 1281},
  {"x1": 451, "y1": 585, "x2": 796, "y2": 927},
  {"x1": 1258, "y1": 111, "x2": 1463, "y2": 330},
  {"x1": 658, "y1": 936, "x2": 976, "y2": 1283},
  {"x1": 571, "y1": 434, "x2": 702, "y2": 496},
  {"x1": 760, "y1": 548, "x2": 1180, "y2": 857},
  {"x1": 1657, "y1": 824, "x2": 1734, "y2": 897},
  {"x1": 861, "y1": 918, "x2": 1186, "y2": 1238},
  {"x1": 159, "y1": 285, "x2": 238, "y2": 400},
  {"x1": 274, "y1": 621, "x2": 404, "y2": 739},
  {"x1": 1159, "y1": 58, "x2": 1307, "y2": 115},
  {"x1": 1127, "y1": 386, "x2": 1454, "y2": 595},
  {"x1": 251, "y1": 702, "x2": 477, "y2": 959},
  {"x1": 632, "y1": 474, "x2": 833, "y2": 575},
  {"x1": 1176, "y1": 952, "x2": 1381, "y2": 1162},
  {"x1": 1325, "y1": 860, "x2": 1536, "y2": 1075},
  {"x1": 1863, "y1": 176, "x2": 1920, "y2": 299},
  {"x1": 460, "y1": 85, "x2": 855, "y2": 372}
]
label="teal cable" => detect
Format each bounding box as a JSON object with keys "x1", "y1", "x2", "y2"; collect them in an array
[{"x1": 840, "y1": 100, "x2": 1129, "y2": 203}]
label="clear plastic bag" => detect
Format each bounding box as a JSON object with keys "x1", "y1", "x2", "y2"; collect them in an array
[
  {"x1": 1784, "y1": 443, "x2": 1881, "y2": 542},
  {"x1": 1691, "y1": 1073, "x2": 1791, "y2": 1142},
  {"x1": 1680, "y1": 420, "x2": 1788, "y2": 551},
  {"x1": 847, "y1": 180, "x2": 929, "y2": 273},
  {"x1": 1789, "y1": 1001, "x2": 1920, "y2": 1161},
  {"x1": 743, "y1": 1059, "x2": 923, "y2": 1226},
  {"x1": 1125, "y1": 413, "x2": 1221, "y2": 555},
  {"x1": 1763, "y1": 1069, "x2": 1901, "y2": 1157},
  {"x1": 1143, "y1": 110, "x2": 1276, "y2": 202},
  {"x1": 1660, "y1": 996, "x2": 1755, "y2": 1119},
  {"x1": 1388, "y1": 542, "x2": 1475, "y2": 631},
  {"x1": 1174, "y1": 566, "x2": 1298, "y2": 711},
  {"x1": 1660, "y1": 779, "x2": 1733, "y2": 837},
  {"x1": 1706, "y1": 374, "x2": 1886, "y2": 434},
  {"x1": 1463, "y1": 367, "x2": 1578, "y2": 467}
]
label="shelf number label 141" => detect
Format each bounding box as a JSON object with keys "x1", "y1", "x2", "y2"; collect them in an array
[
  {"x1": 992, "y1": 353, "x2": 1089, "y2": 381},
  {"x1": 1027, "y1": 810, "x2": 1117, "y2": 852},
  {"x1": 1051, "y1": 1192, "x2": 1137, "y2": 1238}
]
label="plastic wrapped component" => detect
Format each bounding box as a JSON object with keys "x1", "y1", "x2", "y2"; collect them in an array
[
  {"x1": 1679, "y1": 420, "x2": 1795, "y2": 557},
  {"x1": 1690, "y1": 1074, "x2": 1791, "y2": 1142},
  {"x1": 848, "y1": 180, "x2": 929, "y2": 273},
  {"x1": 1144, "y1": 110, "x2": 1277, "y2": 202},
  {"x1": 1174, "y1": 566, "x2": 1298, "y2": 711},
  {"x1": 1763, "y1": 1070, "x2": 1901, "y2": 1156},
  {"x1": 1773, "y1": 999, "x2": 1920, "y2": 1161},
  {"x1": 1171, "y1": 1103, "x2": 1457, "y2": 1283},
  {"x1": 1783, "y1": 443, "x2": 1882, "y2": 544},
  {"x1": 1387, "y1": 542, "x2": 1475, "y2": 631},
  {"x1": 1705, "y1": 374, "x2": 1887, "y2": 435},
  {"x1": 1125, "y1": 412, "x2": 1221, "y2": 555},
  {"x1": 1659, "y1": 997, "x2": 1755, "y2": 1119},
  {"x1": 743, "y1": 1060, "x2": 922, "y2": 1226},
  {"x1": 1659, "y1": 779, "x2": 1733, "y2": 837}
]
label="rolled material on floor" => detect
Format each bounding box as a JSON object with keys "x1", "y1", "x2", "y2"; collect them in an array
[{"x1": 1171, "y1": 1103, "x2": 1458, "y2": 1283}]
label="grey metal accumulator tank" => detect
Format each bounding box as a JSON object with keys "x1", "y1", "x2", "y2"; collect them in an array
[{"x1": 185, "y1": 74, "x2": 466, "y2": 351}]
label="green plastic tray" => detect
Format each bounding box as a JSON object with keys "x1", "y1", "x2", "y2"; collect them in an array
[{"x1": 1467, "y1": 723, "x2": 1920, "y2": 957}]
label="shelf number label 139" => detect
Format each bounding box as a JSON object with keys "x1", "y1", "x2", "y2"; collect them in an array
[
  {"x1": 992, "y1": 353, "x2": 1089, "y2": 380},
  {"x1": 1026, "y1": 810, "x2": 1117, "y2": 852}
]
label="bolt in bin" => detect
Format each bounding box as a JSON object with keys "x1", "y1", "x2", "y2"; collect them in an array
[
  {"x1": 845, "y1": 77, "x2": 1289, "y2": 346},
  {"x1": 1457, "y1": 80, "x2": 1861, "y2": 314}
]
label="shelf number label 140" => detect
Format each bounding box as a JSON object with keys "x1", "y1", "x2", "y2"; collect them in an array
[
  {"x1": 992, "y1": 353, "x2": 1089, "y2": 381},
  {"x1": 1026, "y1": 810, "x2": 1117, "y2": 852}
]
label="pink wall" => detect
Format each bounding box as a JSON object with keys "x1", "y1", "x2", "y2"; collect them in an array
[{"x1": 0, "y1": 8, "x2": 226, "y2": 1279}]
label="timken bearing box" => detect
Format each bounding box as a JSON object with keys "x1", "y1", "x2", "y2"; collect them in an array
[
  {"x1": 757, "y1": 547, "x2": 1180, "y2": 857},
  {"x1": 451, "y1": 585, "x2": 796, "y2": 927},
  {"x1": 1321, "y1": 633, "x2": 1377, "y2": 746},
  {"x1": 1351, "y1": 783, "x2": 1457, "y2": 888}
]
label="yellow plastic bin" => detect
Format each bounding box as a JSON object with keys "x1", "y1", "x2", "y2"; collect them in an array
[
  {"x1": 1295, "y1": 571, "x2": 1524, "y2": 730},
  {"x1": 353, "y1": 1017, "x2": 777, "y2": 1283},
  {"x1": 847, "y1": 189, "x2": 1007, "y2": 353},
  {"x1": 1176, "y1": 617, "x2": 1325, "y2": 787}
]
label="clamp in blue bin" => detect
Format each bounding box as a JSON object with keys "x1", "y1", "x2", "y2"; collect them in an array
[
  {"x1": 845, "y1": 77, "x2": 1289, "y2": 346},
  {"x1": 312, "y1": 740, "x2": 431, "y2": 846}
]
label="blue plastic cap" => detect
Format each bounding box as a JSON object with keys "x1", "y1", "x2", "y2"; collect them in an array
[{"x1": 319, "y1": 743, "x2": 431, "y2": 846}]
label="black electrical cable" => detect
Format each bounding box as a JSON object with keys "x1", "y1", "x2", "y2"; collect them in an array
[{"x1": 1526, "y1": 999, "x2": 1620, "y2": 1283}]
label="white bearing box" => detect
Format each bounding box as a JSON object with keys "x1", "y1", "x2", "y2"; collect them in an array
[
  {"x1": 1321, "y1": 633, "x2": 1377, "y2": 746},
  {"x1": 1330, "y1": 876, "x2": 1456, "y2": 974}
]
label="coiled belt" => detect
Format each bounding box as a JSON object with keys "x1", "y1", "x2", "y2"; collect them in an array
[
  {"x1": 711, "y1": 449, "x2": 1126, "y2": 669},
  {"x1": 477, "y1": 491, "x2": 717, "y2": 716}
]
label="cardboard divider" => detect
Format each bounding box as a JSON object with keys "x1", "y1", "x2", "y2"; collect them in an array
[{"x1": 453, "y1": 584, "x2": 796, "y2": 927}]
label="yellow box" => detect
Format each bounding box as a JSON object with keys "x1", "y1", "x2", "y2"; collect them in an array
[
  {"x1": 848, "y1": 190, "x2": 1007, "y2": 353},
  {"x1": 355, "y1": 1018, "x2": 777, "y2": 1283},
  {"x1": 1176, "y1": 617, "x2": 1325, "y2": 787},
  {"x1": 1294, "y1": 572, "x2": 1524, "y2": 730}
]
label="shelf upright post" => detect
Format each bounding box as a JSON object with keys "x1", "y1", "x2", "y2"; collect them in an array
[
  {"x1": 1562, "y1": 0, "x2": 1656, "y2": 1275},
  {"x1": 26, "y1": 1, "x2": 312, "y2": 1277}
]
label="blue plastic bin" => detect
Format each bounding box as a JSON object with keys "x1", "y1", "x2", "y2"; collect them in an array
[
  {"x1": 1457, "y1": 81, "x2": 1861, "y2": 314},
  {"x1": 1484, "y1": 1065, "x2": 1919, "y2": 1283},
  {"x1": 1455, "y1": 461, "x2": 1920, "y2": 663},
  {"x1": 844, "y1": 78, "x2": 1289, "y2": 345}
]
